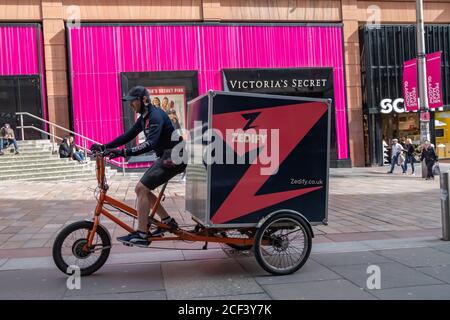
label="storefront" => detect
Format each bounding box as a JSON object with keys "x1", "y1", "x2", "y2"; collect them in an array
[
  {"x1": 0, "y1": 24, "x2": 47, "y2": 139},
  {"x1": 360, "y1": 24, "x2": 450, "y2": 165},
  {"x1": 67, "y1": 23, "x2": 350, "y2": 168}
]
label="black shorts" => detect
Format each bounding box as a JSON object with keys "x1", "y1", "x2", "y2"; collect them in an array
[{"x1": 140, "y1": 152, "x2": 187, "y2": 190}]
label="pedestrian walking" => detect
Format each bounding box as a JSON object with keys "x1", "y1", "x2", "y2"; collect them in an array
[
  {"x1": 387, "y1": 138, "x2": 405, "y2": 174},
  {"x1": 402, "y1": 138, "x2": 416, "y2": 175},
  {"x1": 420, "y1": 140, "x2": 438, "y2": 180}
]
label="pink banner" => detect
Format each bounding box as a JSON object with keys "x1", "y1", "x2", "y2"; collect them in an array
[
  {"x1": 426, "y1": 51, "x2": 443, "y2": 109},
  {"x1": 403, "y1": 58, "x2": 418, "y2": 111},
  {"x1": 403, "y1": 51, "x2": 443, "y2": 111}
]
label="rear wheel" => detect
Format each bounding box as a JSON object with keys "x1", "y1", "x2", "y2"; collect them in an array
[
  {"x1": 52, "y1": 221, "x2": 111, "y2": 276},
  {"x1": 254, "y1": 213, "x2": 312, "y2": 275}
]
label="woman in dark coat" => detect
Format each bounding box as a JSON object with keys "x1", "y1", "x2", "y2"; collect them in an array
[
  {"x1": 402, "y1": 138, "x2": 416, "y2": 175},
  {"x1": 420, "y1": 141, "x2": 438, "y2": 180}
]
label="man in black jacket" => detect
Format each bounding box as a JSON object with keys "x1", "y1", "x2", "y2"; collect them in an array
[{"x1": 91, "y1": 86, "x2": 186, "y2": 247}]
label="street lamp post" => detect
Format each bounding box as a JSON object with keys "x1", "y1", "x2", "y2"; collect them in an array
[{"x1": 416, "y1": 0, "x2": 430, "y2": 178}]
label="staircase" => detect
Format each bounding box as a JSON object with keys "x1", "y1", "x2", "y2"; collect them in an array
[{"x1": 0, "y1": 140, "x2": 117, "y2": 182}]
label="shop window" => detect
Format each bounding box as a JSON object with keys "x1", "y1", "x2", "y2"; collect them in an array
[{"x1": 120, "y1": 71, "x2": 198, "y2": 164}]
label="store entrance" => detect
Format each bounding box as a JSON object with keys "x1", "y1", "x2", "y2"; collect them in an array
[
  {"x1": 381, "y1": 113, "x2": 421, "y2": 146},
  {"x1": 0, "y1": 76, "x2": 44, "y2": 140}
]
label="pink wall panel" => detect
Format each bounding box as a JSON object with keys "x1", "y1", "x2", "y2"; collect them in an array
[
  {"x1": 69, "y1": 25, "x2": 348, "y2": 160},
  {"x1": 0, "y1": 25, "x2": 47, "y2": 124},
  {"x1": 0, "y1": 26, "x2": 39, "y2": 75}
]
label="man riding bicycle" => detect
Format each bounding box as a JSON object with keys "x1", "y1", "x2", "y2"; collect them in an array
[{"x1": 91, "y1": 86, "x2": 186, "y2": 247}]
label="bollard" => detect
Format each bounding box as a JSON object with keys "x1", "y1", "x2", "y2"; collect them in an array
[{"x1": 440, "y1": 171, "x2": 450, "y2": 241}]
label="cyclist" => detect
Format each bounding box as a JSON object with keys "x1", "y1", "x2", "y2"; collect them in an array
[{"x1": 91, "y1": 86, "x2": 186, "y2": 247}]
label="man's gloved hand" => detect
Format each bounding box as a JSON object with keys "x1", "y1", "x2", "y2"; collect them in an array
[
  {"x1": 105, "y1": 148, "x2": 125, "y2": 159},
  {"x1": 90, "y1": 143, "x2": 106, "y2": 153}
]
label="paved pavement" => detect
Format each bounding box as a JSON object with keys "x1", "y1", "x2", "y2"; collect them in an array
[
  {"x1": 0, "y1": 237, "x2": 449, "y2": 300},
  {"x1": 0, "y1": 164, "x2": 445, "y2": 253},
  {"x1": 0, "y1": 164, "x2": 449, "y2": 299}
]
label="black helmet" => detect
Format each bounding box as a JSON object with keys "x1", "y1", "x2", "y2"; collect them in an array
[{"x1": 122, "y1": 86, "x2": 150, "y2": 101}]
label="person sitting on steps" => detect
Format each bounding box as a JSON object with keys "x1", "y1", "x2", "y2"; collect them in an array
[{"x1": 0, "y1": 123, "x2": 19, "y2": 156}]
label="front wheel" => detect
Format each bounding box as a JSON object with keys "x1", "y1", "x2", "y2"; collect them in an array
[
  {"x1": 254, "y1": 213, "x2": 312, "y2": 275},
  {"x1": 52, "y1": 221, "x2": 111, "y2": 276}
]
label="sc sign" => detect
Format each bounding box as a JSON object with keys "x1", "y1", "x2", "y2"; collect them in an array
[{"x1": 380, "y1": 98, "x2": 405, "y2": 114}]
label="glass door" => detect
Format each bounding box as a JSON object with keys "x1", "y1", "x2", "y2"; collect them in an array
[{"x1": 0, "y1": 76, "x2": 44, "y2": 140}]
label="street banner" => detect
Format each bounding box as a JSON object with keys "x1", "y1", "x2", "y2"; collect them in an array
[
  {"x1": 403, "y1": 58, "x2": 418, "y2": 111},
  {"x1": 403, "y1": 51, "x2": 443, "y2": 111},
  {"x1": 426, "y1": 51, "x2": 443, "y2": 110}
]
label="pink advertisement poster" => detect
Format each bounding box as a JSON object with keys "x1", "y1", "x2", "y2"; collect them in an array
[
  {"x1": 403, "y1": 58, "x2": 418, "y2": 112},
  {"x1": 426, "y1": 51, "x2": 443, "y2": 110},
  {"x1": 403, "y1": 51, "x2": 443, "y2": 111}
]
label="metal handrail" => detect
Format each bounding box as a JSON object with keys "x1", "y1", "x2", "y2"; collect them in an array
[{"x1": 16, "y1": 112, "x2": 127, "y2": 175}]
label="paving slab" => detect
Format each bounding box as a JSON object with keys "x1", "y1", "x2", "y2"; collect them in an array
[
  {"x1": 370, "y1": 284, "x2": 450, "y2": 300},
  {"x1": 0, "y1": 268, "x2": 67, "y2": 299},
  {"x1": 181, "y1": 249, "x2": 228, "y2": 261},
  {"x1": 431, "y1": 243, "x2": 450, "y2": 254},
  {"x1": 375, "y1": 247, "x2": 450, "y2": 267},
  {"x1": 329, "y1": 262, "x2": 443, "y2": 290},
  {"x1": 416, "y1": 265, "x2": 450, "y2": 284},
  {"x1": 311, "y1": 251, "x2": 390, "y2": 267},
  {"x1": 262, "y1": 279, "x2": 377, "y2": 300},
  {"x1": 162, "y1": 259, "x2": 264, "y2": 300},
  {"x1": 107, "y1": 250, "x2": 184, "y2": 265},
  {"x1": 64, "y1": 290, "x2": 166, "y2": 300},
  {"x1": 64, "y1": 263, "x2": 164, "y2": 297},
  {"x1": 0, "y1": 256, "x2": 54, "y2": 271},
  {"x1": 235, "y1": 257, "x2": 342, "y2": 285}
]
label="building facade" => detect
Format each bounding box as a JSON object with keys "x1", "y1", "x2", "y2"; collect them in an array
[{"x1": 2, "y1": 1, "x2": 450, "y2": 167}]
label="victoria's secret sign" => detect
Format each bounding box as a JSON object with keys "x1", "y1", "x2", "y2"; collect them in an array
[
  {"x1": 228, "y1": 78, "x2": 328, "y2": 90},
  {"x1": 223, "y1": 68, "x2": 333, "y2": 96}
]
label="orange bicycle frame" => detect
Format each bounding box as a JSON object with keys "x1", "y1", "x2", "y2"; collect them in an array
[{"x1": 84, "y1": 154, "x2": 254, "y2": 250}]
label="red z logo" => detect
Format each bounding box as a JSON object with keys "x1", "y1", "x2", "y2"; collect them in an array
[
  {"x1": 242, "y1": 112, "x2": 261, "y2": 130},
  {"x1": 211, "y1": 102, "x2": 327, "y2": 224}
]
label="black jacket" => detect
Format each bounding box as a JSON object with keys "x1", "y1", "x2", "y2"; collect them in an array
[
  {"x1": 405, "y1": 144, "x2": 415, "y2": 157},
  {"x1": 420, "y1": 147, "x2": 438, "y2": 163},
  {"x1": 59, "y1": 142, "x2": 72, "y2": 158},
  {"x1": 105, "y1": 104, "x2": 179, "y2": 157}
]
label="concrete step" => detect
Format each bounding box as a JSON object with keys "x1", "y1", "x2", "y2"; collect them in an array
[
  {"x1": 0, "y1": 161, "x2": 90, "y2": 171},
  {"x1": 16, "y1": 140, "x2": 53, "y2": 146},
  {"x1": 0, "y1": 159, "x2": 73, "y2": 167},
  {"x1": 3, "y1": 145, "x2": 52, "y2": 150},
  {"x1": 0, "y1": 159, "x2": 97, "y2": 170},
  {"x1": 8, "y1": 173, "x2": 97, "y2": 182},
  {"x1": 0, "y1": 165, "x2": 117, "y2": 177},
  {"x1": 0, "y1": 150, "x2": 53, "y2": 157},
  {"x1": 0, "y1": 165, "x2": 94, "y2": 177},
  {"x1": 0, "y1": 168, "x2": 97, "y2": 180},
  {"x1": 0, "y1": 153, "x2": 62, "y2": 160},
  {"x1": 5, "y1": 169, "x2": 117, "y2": 181}
]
